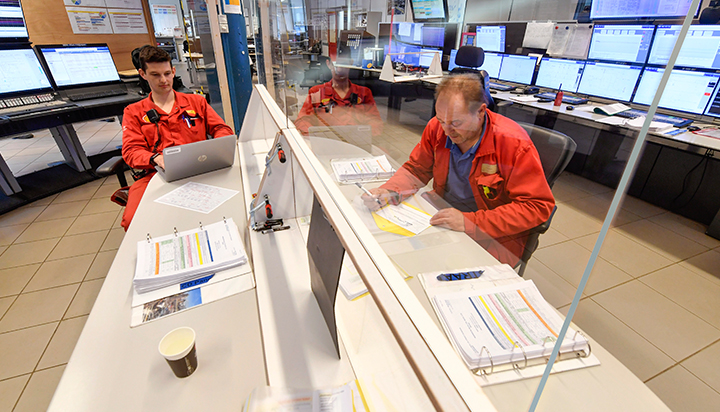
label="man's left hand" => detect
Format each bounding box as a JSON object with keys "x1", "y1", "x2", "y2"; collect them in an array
[{"x1": 430, "y1": 208, "x2": 466, "y2": 232}]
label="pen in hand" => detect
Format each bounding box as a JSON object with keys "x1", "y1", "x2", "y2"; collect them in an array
[{"x1": 355, "y1": 182, "x2": 383, "y2": 207}]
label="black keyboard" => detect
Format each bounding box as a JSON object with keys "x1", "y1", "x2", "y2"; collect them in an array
[
  {"x1": 534, "y1": 92, "x2": 588, "y2": 105},
  {"x1": 67, "y1": 89, "x2": 128, "y2": 101},
  {"x1": 0, "y1": 99, "x2": 76, "y2": 117},
  {"x1": 614, "y1": 109, "x2": 693, "y2": 127},
  {"x1": 488, "y1": 82, "x2": 516, "y2": 91}
]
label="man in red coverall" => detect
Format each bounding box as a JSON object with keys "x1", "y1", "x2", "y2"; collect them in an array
[
  {"x1": 120, "y1": 46, "x2": 234, "y2": 230},
  {"x1": 362, "y1": 74, "x2": 554, "y2": 266},
  {"x1": 294, "y1": 58, "x2": 383, "y2": 136}
]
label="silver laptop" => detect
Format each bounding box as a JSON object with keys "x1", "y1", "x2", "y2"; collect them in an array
[{"x1": 155, "y1": 135, "x2": 236, "y2": 182}]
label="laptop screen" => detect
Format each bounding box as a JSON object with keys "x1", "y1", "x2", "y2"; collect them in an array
[
  {"x1": 0, "y1": 48, "x2": 52, "y2": 96},
  {"x1": 36, "y1": 44, "x2": 121, "y2": 88}
]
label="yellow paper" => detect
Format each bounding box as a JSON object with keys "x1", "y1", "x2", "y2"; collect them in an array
[{"x1": 371, "y1": 202, "x2": 430, "y2": 237}]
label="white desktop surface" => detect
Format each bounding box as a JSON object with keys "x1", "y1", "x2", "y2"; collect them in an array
[
  {"x1": 304, "y1": 136, "x2": 670, "y2": 411},
  {"x1": 48, "y1": 155, "x2": 267, "y2": 412}
]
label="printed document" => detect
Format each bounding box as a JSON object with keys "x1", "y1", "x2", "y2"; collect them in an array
[
  {"x1": 155, "y1": 182, "x2": 239, "y2": 214},
  {"x1": 433, "y1": 280, "x2": 589, "y2": 369},
  {"x1": 373, "y1": 203, "x2": 432, "y2": 235}
]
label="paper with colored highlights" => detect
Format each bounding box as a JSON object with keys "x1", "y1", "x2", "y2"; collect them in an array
[{"x1": 372, "y1": 202, "x2": 431, "y2": 236}]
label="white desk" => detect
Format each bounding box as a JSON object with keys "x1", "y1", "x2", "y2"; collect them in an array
[
  {"x1": 304, "y1": 136, "x2": 671, "y2": 411},
  {"x1": 48, "y1": 156, "x2": 267, "y2": 411}
]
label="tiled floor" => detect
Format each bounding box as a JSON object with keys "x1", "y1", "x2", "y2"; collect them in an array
[
  {"x1": 0, "y1": 120, "x2": 122, "y2": 177},
  {"x1": 1, "y1": 103, "x2": 719, "y2": 410}
]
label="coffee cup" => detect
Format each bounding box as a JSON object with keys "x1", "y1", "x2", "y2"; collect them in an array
[{"x1": 158, "y1": 327, "x2": 197, "y2": 378}]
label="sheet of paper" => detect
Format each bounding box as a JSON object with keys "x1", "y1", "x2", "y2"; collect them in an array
[
  {"x1": 419, "y1": 264, "x2": 521, "y2": 299},
  {"x1": 595, "y1": 116, "x2": 627, "y2": 126},
  {"x1": 695, "y1": 128, "x2": 720, "y2": 139},
  {"x1": 105, "y1": 0, "x2": 143, "y2": 8},
  {"x1": 547, "y1": 24, "x2": 572, "y2": 56},
  {"x1": 563, "y1": 23, "x2": 594, "y2": 59},
  {"x1": 65, "y1": 7, "x2": 114, "y2": 34},
  {"x1": 154, "y1": 182, "x2": 239, "y2": 214},
  {"x1": 374, "y1": 203, "x2": 431, "y2": 235},
  {"x1": 509, "y1": 95, "x2": 539, "y2": 102},
  {"x1": 398, "y1": 22, "x2": 411, "y2": 37},
  {"x1": 522, "y1": 22, "x2": 554, "y2": 49},
  {"x1": 108, "y1": 8, "x2": 147, "y2": 33},
  {"x1": 64, "y1": 0, "x2": 107, "y2": 6}
]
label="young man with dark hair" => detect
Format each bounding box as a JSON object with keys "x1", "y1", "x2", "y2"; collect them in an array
[
  {"x1": 362, "y1": 74, "x2": 554, "y2": 266},
  {"x1": 120, "y1": 46, "x2": 233, "y2": 230}
]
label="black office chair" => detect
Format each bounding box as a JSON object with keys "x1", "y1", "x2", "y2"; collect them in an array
[
  {"x1": 449, "y1": 46, "x2": 497, "y2": 111},
  {"x1": 515, "y1": 122, "x2": 577, "y2": 277},
  {"x1": 300, "y1": 55, "x2": 332, "y2": 88},
  {"x1": 131, "y1": 46, "x2": 192, "y2": 95}
]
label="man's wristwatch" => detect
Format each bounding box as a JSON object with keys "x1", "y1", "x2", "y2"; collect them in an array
[{"x1": 150, "y1": 153, "x2": 160, "y2": 166}]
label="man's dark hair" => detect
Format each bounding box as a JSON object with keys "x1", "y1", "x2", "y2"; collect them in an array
[{"x1": 138, "y1": 45, "x2": 172, "y2": 71}]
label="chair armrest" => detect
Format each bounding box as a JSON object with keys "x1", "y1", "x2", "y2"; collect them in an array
[
  {"x1": 527, "y1": 205, "x2": 557, "y2": 235},
  {"x1": 96, "y1": 156, "x2": 126, "y2": 176}
]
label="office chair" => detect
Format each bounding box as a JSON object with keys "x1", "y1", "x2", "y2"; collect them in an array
[
  {"x1": 515, "y1": 122, "x2": 577, "y2": 277},
  {"x1": 449, "y1": 46, "x2": 497, "y2": 111},
  {"x1": 300, "y1": 55, "x2": 332, "y2": 88},
  {"x1": 131, "y1": 46, "x2": 192, "y2": 95}
]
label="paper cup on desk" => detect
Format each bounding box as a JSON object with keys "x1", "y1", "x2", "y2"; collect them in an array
[{"x1": 158, "y1": 327, "x2": 198, "y2": 378}]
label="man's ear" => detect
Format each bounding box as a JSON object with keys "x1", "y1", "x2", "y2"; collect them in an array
[
  {"x1": 478, "y1": 103, "x2": 487, "y2": 118},
  {"x1": 138, "y1": 69, "x2": 147, "y2": 80},
  {"x1": 171, "y1": 66, "x2": 176, "y2": 76}
]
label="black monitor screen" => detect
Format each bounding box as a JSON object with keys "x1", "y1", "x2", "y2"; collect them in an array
[
  {"x1": 587, "y1": 25, "x2": 655, "y2": 64},
  {"x1": 0, "y1": 48, "x2": 52, "y2": 95},
  {"x1": 36, "y1": 45, "x2": 121, "y2": 88},
  {"x1": 590, "y1": 0, "x2": 696, "y2": 19},
  {"x1": 0, "y1": 0, "x2": 28, "y2": 40}
]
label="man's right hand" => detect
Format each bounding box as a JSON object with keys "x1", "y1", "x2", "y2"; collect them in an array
[
  {"x1": 154, "y1": 154, "x2": 165, "y2": 169},
  {"x1": 361, "y1": 187, "x2": 391, "y2": 211}
]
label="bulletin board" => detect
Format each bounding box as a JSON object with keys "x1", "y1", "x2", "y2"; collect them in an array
[{"x1": 22, "y1": 0, "x2": 156, "y2": 71}]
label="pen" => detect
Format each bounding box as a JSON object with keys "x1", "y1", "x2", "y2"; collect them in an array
[{"x1": 355, "y1": 182, "x2": 382, "y2": 206}]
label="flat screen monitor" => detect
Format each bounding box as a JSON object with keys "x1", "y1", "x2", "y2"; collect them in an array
[
  {"x1": 422, "y1": 26, "x2": 444, "y2": 48},
  {"x1": 447, "y1": 49, "x2": 503, "y2": 78},
  {"x1": 460, "y1": 32, "x2": 475, "y2": 47},
  {"x1": 703, "y1": 81, "x2": 720, "y2": 118},
  {"x1": 384, "y1": 43, "x2": 421, "y2": 66},
  {"x1": 498, "y1": 54, "x2": 536, "y2": 85},
  {"x1": 648, "y1": 25, "x2": 720, "y2": 70},
  {"x1": 535, "y1": 58, "x2": 585, "y2": 93},
  {"x1": 448, "y1": 49, "x2": 459, "y2": 71},
  {"x1": 0, "y1": 48, "x2": 53, "y2": 96},
  {"x1": 36, "y1": 44, "x2": 121, "y2": 88},
  {"x1": 587, "y1": 25, "x2": 654, "y2": 64},
  {"x1": 419, "y1": 48, "x2": 439, "y2": 68},
  {"x1": 576, "y1": 62, "x2": 642, "y2": 101},
  {"x1": 0, "y1": 0, "x2": 28, "y2": 40},
  {"x1": 476, "y1": 26, "x2": 505, "y2": 53},
  {"x1": 590, "y1": 0, "x2": 696, "y2": 20},
  {"x1": 633, "y1": 67, "x2": 719, "y2": 114},
  {"x1": 410, "y1": 0, "x2": 446, "y2": 21}
]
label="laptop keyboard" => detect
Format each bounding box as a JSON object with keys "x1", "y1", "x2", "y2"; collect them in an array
[{"x1": 67, "y1": 89, "x2": 128, "y2": 101}]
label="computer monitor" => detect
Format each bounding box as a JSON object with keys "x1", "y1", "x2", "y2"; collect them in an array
[
  {"x1": 422, "y1": 26, "x2": 444, "y2": 48},
  {"x1": 587, "y1": 25, "x2": 655, "y2": 64},
  {"x1": 0, "y1": 48, "x2": 53, "y2": 96},
  {"x1": 447, "y1": 50, "x2": 503, "y2": 78},
  {"x1": 590, "y1": 0, "x2": 697, "y2": 20},
  {"x1": 35, "y1": 44, "x2": 121, "y2": 88},
  {"x1": 0, "y1": 0, "x2": 28, "y2": 41},
  {"x1": 648, "y1": 25, "x2": 720, "y2": 70},
  {"x1": 419, "y1": 48, "x2": 439, "y2": 68},
  {"x1": 476, "y1": 26, "x2": 505, "y2": 53},
  {"x1": 535, "y1": 58, "x2": 585, "y2": 93},
  {"x1": 498, "y1": 54, "x2": 536, "y2": 85},
  {"x1": 409, "y1": 0, "x2": 446, "y2": 21},
  {"x1": 576, "y1": 62, "x2": 642, "y2": 101},
  {"x1": 384, "y1": 43, "x2": 421, "y2": 67},
  {"x1": 703, "y1": 81, "x2": 720, "y2": 119},
  {"x1": 633, "y1": 68, "x2": 720, "y2": 115}
]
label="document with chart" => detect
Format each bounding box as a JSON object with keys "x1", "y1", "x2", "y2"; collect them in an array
[{"x1": 432, "y1": 280, "x2": 590, "y2": 370}]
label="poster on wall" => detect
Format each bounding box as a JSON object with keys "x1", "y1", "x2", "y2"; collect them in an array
[
  {"x1": 223, "y1": 0, "x2": 243, "y2": 14},
  {"x1": 63, "y1": 0, "x2": 107, "y2": 7},
  {"x1": 446, "y1": 0, "x2": 466, "y2": 23},
  {"x1": 108, "y1": 8, "x2": 148, "y2": 34},
  {"x1": 105, "y1": 0, "x2": 144, "y2": 8},
  {"x1": 65, "y1": 7, "x2": 114, "y2": 34},
  {"x1": 151, "y1": 4, "x2": 180, "y2": 37}
]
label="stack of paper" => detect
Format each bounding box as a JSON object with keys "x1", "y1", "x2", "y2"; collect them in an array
[
  {"x1": 432, "y1": 280, "x2": 589, "y2": 370},
  {"x1": 133, "y1": 218, "x2": 247, "y2": 294},
  {"x1": 331, "y1": 155, "x2": 395, "y2": 183}
]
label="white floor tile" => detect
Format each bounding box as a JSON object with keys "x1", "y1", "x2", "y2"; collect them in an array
[{"x1": 646, "y1": 365, "x2": 720, "y2": 412}]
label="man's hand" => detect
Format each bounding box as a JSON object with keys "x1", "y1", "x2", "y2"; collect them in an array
[
  {"x1": 154, "y1": 154, "x2": 165, "y2": 169},
  {"x1": 430, "y1": 208, "x2": 466, "y2": 232},
  {"x1": 361, "y1": 187, "x2": 391, "y2": 211}
]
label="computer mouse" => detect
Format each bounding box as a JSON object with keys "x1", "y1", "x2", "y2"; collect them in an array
[
  {"x1": 566, "y1": 106, "x2": 574, "y2": 111},
  {"x1": 687, "y1": 125, "x2": 700, "y2": 132}
]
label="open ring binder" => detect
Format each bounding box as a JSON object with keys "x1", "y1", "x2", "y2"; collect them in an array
[
  {"x1": 511, "y1": 341, "x2": 528, "y2": 371},
  {"x1": 472, "y1": 346, "x2": 494, "y2": 376}
]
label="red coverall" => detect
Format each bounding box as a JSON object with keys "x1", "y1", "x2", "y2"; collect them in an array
[
  {"x1": 294, "y1": 81, "x2": 383, "y2": 136},
  {"x1": 120, "y1": 91, "x2": 234, "y2": 230},
  {"x1": 380, "y1": 110, "x2": 555, "y2": 266}
]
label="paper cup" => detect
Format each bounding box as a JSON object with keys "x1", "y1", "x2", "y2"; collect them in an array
[{"x1": 158, "y1": 327, "x2": 197, "y2": 378}]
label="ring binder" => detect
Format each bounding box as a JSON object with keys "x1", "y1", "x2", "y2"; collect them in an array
[
  {"x1": 573, "y1": 330, "x2": 592, "y2": 358},
  {"x1": 472, "y1": 346, "x2": 494, "y2": 376},
  {"x1": 174, "y1": 227, "x2": 178, "y2": 237},
  {"x1": 199, "y1": 222, "x2": 203, "y2": 231},
  {"x1": 146, "y1": 234, "x2": 151, "y2": 243},
  {"x1": 511, "y1": 342, "x2": 528, "y2": 371}
]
